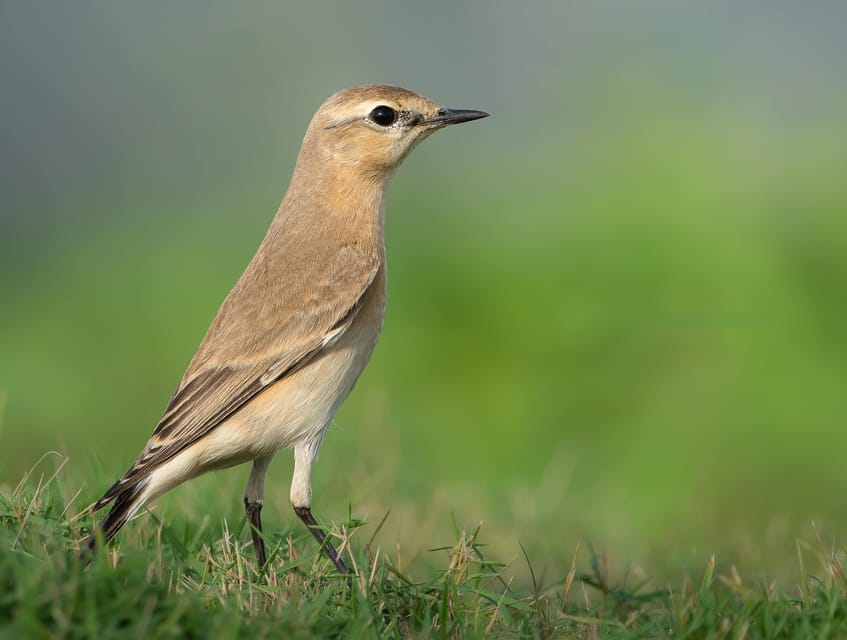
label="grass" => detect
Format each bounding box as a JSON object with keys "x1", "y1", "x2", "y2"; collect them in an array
[{"x1": 2, "y1": 456, "x2": 846, "y2": 638}]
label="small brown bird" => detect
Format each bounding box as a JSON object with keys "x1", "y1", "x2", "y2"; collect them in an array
[{"x1": 85, "y1": 85, "x2": 488, "y2": 573}]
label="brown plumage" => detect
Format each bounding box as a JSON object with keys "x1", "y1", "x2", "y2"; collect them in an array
[{"x1": 85, "y1": 85, "x2": 488, "y2": 572}]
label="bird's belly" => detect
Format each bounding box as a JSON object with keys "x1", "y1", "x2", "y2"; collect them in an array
[{"x1": 193, "y1": 279, "x2": 386, "y2": 468}]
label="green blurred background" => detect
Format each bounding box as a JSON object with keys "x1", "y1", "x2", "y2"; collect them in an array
[{"x1": 2, "y1": 2, "x2": 846, "y2": 578}]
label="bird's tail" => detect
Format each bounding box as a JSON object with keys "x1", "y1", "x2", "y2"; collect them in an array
[{"x1": 82, "y1": 476, "x2": 149, "y2": 556}]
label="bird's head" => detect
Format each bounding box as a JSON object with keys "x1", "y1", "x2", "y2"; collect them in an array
[{"x1": 301, "y1": 84, "x2": 488, "y2": 180}]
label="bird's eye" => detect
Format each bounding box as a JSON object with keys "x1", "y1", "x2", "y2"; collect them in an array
[{"x1": 369, "y1": 105, "x2": 397, "y2": 127}]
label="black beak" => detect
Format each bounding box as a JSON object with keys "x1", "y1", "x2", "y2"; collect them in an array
[{"x1": 423, "y1": 107, "x2": 490, "y2": 126}]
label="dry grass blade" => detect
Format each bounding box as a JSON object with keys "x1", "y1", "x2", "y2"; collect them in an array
[{"x1": 561, "y1": 541, "x2": 580, "y2": 612}]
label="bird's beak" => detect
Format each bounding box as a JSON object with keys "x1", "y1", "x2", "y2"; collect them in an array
[{"x1": 422, "y1": 107, "x2": 490, "y2": 126}]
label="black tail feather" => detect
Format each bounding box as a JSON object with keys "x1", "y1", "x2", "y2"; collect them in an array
[{"x1": 82, "y1": 481, "x2": 146, "y2": 558}]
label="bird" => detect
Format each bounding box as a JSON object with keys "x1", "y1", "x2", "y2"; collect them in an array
[{"x1": 83, "y1": 84, "x2": 488, "y2": 573}]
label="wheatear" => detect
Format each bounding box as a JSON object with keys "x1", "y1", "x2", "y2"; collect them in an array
[{"x1": 85, "y1": 85, "x2": 488, "y2": 573}]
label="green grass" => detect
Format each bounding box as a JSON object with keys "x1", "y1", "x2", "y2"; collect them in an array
[{"x1": 2, "y1": 457, "x2": 846, "y2": 639}]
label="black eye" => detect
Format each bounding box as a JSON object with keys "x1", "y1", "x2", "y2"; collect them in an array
[{"x1": 369, "y1": 105, "x2": 397, "y2": 126}]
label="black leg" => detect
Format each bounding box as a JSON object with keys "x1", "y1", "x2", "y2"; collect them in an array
[
  {"x1": 294, "y1": 505, "x2": 349, "y2": 574},
  {"x1": 245, "y1": 497, "x2": 267, "y2": 567}
]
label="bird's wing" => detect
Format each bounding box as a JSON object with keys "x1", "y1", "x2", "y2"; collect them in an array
[{"x1": 102, "y1": 242, "x2": 381, "y2": 496}]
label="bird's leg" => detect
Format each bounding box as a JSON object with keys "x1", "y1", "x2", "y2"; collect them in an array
[
  {"x1": 244, "y1": 455, "x2": 273, "y2": 567},
  {"x1": 291, "y1": 440, "x2": 349, "y2": 574},
  {"x1": 294, "y1": 505, "x2": 349, "y2": 574},
  {"x1": 245, "y1": 499, "x2": 265, "y2": 566}
]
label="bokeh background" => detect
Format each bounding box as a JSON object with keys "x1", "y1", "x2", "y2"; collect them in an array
[{"x1": 2, "y1": 1, "x2": 846, "y2": 580}]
